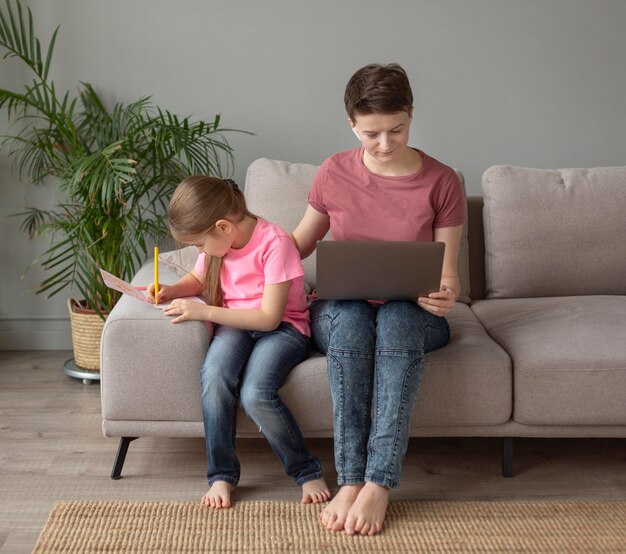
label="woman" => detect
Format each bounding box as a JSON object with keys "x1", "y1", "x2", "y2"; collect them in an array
[{"x1": 291, "y1": 63, "x2": 465, "y2": 536}]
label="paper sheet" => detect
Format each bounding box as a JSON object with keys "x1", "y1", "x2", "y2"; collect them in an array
[{"x1": 99, "y1": 269, "x2": 205, "y2": 308}]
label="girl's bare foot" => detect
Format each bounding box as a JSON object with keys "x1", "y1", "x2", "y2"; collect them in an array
[
  {"x1": 344, "y1": 482, "x2": 389, "y2": 536},
  {"x1": 201, "y1": 481, "x2": 235, "y2": 508},
  {"x1": 319, "y1": 484, "x2": 363, "y2": 532},
  {"x1": 302, "y1": 477, "x2": 332, "y2": 504}
]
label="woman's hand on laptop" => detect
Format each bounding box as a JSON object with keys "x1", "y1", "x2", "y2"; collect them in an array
[{"x1": 417, "y1": 284, "x2": 456, "y2": 317}]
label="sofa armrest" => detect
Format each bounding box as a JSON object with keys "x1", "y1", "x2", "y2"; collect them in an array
[{"x1": 100, "y1": 263, "x2": 212, "y2": 433}]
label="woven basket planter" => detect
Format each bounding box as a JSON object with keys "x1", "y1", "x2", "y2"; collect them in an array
[{"x1": 67, "y1": 299, "x2": 108, "y2": 371}]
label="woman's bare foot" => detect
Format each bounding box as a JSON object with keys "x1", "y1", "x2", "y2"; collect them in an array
[
  {"x1": 201, "y1": 481, "x2": 235, "y2": 508},
  {"x1": 344, "y1": 482, "x2": 389, "y2": 536},
  {"x1": 319, "y1": 484, "x2": 363, "y2": 531},
  {"x1": 302, "y1": 478, "x2": 332, "y2": 504}
]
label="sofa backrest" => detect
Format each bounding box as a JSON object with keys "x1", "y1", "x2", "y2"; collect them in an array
[
  {"x1": 244, "y1": 157, "x2": 472, "y2": 303},
  {"x1": 482, "y1": 165, "x2": 626, "y2": 298}
]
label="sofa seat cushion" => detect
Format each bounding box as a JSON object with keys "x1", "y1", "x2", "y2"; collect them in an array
[
  {"x1": 408, "y1": 302, "x2": 512, "y2": 427},
  {"x1": 472, "y1": 296, "x2": 626, "y2": 425},
  {"x1": 282, "y1": 303, "x2": 512, "y2": 432}
]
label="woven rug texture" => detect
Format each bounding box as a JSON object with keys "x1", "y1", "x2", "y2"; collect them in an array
[{"x1": 33, "y1": 499, "x2": 626, "y2": 553}]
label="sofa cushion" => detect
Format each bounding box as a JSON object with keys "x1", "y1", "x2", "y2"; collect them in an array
[
  {"x1": 282, "y1": 303, "x2": 512, "y2": 431},
  {"x1": 244, "y1": 158, "x2": 321, "y2": 289},
  {"x1": 244, "y1": 158, "x2": 472, "y2": 303},
  {"x1": 482, "y1": 165, "x2": 626, "y2": 298},
  {"x1": 409, "y1": 302, "x2": 512, "y2": 427},
  {"x1": 159, "y1": 246, "x2": 198, "y2": 278},
  {"x1": 472, "y1": 296, "x2": 626, "y2": 426}
]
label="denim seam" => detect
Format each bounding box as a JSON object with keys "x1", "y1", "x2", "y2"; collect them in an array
[
  {"x1": 370, "y1": 351, "x2": 423, "y2": 487},
  {"x1": 392, "y1": 357, "x2": 420, "y2": 470},
  {"x1": 375, "y1": 348, "x2": 421, "y2": 357},
  {"x1": 328, "y1": 352, "x2": 346, "y2": 481},
  {"x1": 328, "y1": 347, "x2": 374, "y2": 359}
]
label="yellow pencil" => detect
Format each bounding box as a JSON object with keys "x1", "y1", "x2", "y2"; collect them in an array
[{"x1": 154, "y1": 246, "x2": 159, "y2": 305}]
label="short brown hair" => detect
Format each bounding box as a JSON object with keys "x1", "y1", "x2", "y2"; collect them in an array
[{"x1": 344, "y1": 63, "x2": 413, "y2": 121}]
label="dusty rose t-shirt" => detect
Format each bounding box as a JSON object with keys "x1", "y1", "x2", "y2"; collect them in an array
[
  {"x1": 194, "y1": 217, "x2": 310, "y2": 336},
  {"x1": 307, "y1": 148, "x2": 465, "y2": 240}
]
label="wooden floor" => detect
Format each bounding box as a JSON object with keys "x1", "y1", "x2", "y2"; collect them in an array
[{"x1": 1, "y1": 351, "x2": 625, "y2": 553}]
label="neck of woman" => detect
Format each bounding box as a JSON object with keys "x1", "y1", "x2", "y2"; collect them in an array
[{"x1": 363, "y1": 147, "x2": 422, "y2": 177}]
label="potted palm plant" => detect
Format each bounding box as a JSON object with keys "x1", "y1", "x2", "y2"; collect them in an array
[{"x1": 0, "y1": 0, "x2": 247, "y2": 377}]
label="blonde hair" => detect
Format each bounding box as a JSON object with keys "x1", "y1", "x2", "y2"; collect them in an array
[{"x1": 167, "y1": 176, "x2": 253, "y2": 306}]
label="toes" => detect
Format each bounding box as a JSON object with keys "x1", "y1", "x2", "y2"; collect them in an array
[
  {"x1": 329, "y1": 514, "x2": 343, "y2": 532},
  {"x1": 315, "y1": 491, "x2": 328, "y2": 503},
  {"x1": 369, "y1": 522, "x2": 381, "y2": 536}
]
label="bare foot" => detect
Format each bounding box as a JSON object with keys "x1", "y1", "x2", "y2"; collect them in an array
[
  {"x1": 201, "y1": 481, "x2": 235, "y2": 508},
  {"x1": 319, "y1": 484, "x2": 363, "y2": 532},
  {"x1": 344, "y1": 482, "x2": 389, "y2": 536},
  {"x1": 301, "y1": 477, "x2": 332, "y2": 504}
]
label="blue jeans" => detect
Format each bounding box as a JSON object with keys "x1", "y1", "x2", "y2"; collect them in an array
[
  {"x1": 199, "y1": 322, "x2": 322, "y2": 487},
  {"x1": 310, "y1": 300, "x2": 450, "y2": 489}
]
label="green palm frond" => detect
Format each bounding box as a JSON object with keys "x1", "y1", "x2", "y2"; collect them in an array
[
  {"x1": 1, "y1": 0, "x2": 250, "y2": 315},
  {"x1": 0, "y1": 0, "x2": 57, "y2": 79}
]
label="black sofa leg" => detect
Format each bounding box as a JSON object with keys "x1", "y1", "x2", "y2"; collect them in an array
[
  {"x1": 111, "y1": 437, "x2": 138, "y2": 480},
  {"x1": 502, "y1": 437, "x2": 514, "y2": 477}
]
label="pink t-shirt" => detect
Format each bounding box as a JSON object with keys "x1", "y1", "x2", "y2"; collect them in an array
[
  {"x1": 307, "y1": 148, "x2": 465, "y2": 241},
  {"x1": 194, "y1": 217, "x2": 310, "y2": 336}
]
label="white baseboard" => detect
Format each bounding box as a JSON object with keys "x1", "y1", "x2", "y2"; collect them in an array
[{"x1": 0, "y1": 318, "x2": 73, "y2": 350}]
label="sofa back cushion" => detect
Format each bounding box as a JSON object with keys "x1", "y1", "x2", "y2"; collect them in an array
[
  {"x1": 245, "y1": 157, "x2": 472, "y2": 303},
  {"x1": 482, "y1": 165, "x2": 626, "y2": 298}
]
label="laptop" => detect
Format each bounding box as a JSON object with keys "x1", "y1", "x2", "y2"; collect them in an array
[{"x1": 315, "y1": 241, "x2": 445, "y2": 300}]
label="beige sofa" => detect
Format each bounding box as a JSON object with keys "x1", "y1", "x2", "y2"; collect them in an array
[{"x1": 100, "y1": 159, "x2": 626, "y2": 480}]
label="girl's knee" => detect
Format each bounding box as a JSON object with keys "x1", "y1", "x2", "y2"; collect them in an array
[
  {"x1": 200, "y1": 364, "x2": 238, "y2": 400},
  {"x1": 239, "y1": 381, "x2": 274, "y2": 414}
]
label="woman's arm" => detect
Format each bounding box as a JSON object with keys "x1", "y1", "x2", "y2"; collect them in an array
[
  {"x1": 291, "y1": 206, "x2": 331, "y2": 259},
  {"x1": 162, "y1": 281, "x2": 291, "y2": 332},
  {"x1": 417, "y1": 224, "x2": 463, "y2": 316}
]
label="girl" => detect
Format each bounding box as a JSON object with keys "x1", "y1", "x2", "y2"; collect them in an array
[
  {"x1": 292, "y1": 63, "x2": 465, "y2": 535},
  {"x1": 149, "y1": 176, "x2": 330, "y2": 508}
]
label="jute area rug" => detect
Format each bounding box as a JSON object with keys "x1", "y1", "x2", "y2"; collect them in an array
[{"x1": 33, "y1": 500, "x2": 625, "y2": 553}]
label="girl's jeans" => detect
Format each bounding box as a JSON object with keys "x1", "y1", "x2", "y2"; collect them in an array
[
  {"x1": 310, "y1": 299, "x2": 450, "y2": 489},
  {"x1": 200, "y1": 322, "x2": 322, "y2": 487}
]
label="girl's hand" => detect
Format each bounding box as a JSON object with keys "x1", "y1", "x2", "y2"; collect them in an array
[
  {"x1": 146, "y1": 282, "x2": 174, "y2": 304},
  {"x1": 162, "y1": 298, "x2": 210, "y2": 324},
  {"x1": 417, "y1": 284, "x2": 456, "y2": 317}
]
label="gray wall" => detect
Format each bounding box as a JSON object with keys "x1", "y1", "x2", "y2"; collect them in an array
[{"x1": 1, "y1": 0, "x2": 625, "y2": 350}]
